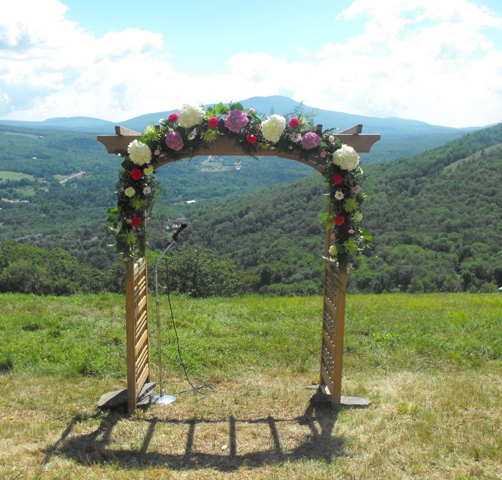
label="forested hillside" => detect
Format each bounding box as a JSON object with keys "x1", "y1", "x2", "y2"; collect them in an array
[
  {"x1": 174, "y1": 123, "x2": 502, "y2": 294},
  {"x1": 0, "y1": 117, "x2": 500, "y2": 296},
  {"x1": 361, "y1": 124, "x2": 502, "y2": 293}
]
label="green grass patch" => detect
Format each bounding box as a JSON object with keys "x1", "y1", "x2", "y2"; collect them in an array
[
  {"x1": 1, "y1": 293, "x2": 500, "y2": 380},
  {"x1": 0, "y1": 170, "x2": 34, "y2": 181}
]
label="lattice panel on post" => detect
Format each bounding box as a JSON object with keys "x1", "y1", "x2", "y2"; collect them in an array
[
  {"x1": 320, "y1": 251, "x2": 347, "y2": 407},
  {"x1": 125, "y1": 256, "x2": 151, "y2": 413}
]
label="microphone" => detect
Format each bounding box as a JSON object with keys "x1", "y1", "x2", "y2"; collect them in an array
[{"x1": 172, "y1": 223, "x2": 187, "y2": 241}]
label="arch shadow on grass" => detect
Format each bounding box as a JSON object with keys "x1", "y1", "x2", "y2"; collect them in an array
[{"x1": 43, "y1": 404, "x2": 344, "y2": 472}]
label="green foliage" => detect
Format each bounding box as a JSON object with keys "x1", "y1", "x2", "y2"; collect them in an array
[
  {"x1": 151, "y1": 245, "x2": 247, "y2": 298},
  {"x1": 0, "y1": 241, "x2": 124, "y2": 295}
]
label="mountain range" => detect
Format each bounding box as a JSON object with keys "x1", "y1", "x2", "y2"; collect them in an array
[{"x1": 0, "y1": 95, "x2": 482, "y2": 164}]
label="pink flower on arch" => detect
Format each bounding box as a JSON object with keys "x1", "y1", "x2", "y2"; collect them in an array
[
  {"x1": 224, "y1": 109, "x2": 249, "y2": 133},
  {"x1": 288, "y1": 117, "x2": 300, "y2": 129},
  {"x1": 333, "y1": 173, "x2": 343, "y2": 184},
  {"x1": 165, "y1": 131, "x2": 184, "y2": 151},
  {"x1": 301, "y1": 132, "x2": 321, "y2": 150},
  {"x1": 130, "y1": 168, "x2": 142, "y2": 181},
  {"x1": 208, "y1": 116, "x2": 219, "y2": 129}
]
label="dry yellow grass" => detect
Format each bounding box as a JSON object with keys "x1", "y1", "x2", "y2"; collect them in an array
[{"x1": 1, "y1": 365, "x2": 501, "y2": 480}]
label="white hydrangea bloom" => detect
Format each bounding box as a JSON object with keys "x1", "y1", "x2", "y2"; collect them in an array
[
  {"x1": 128, "y1": 140, "x2": 152, "y2": 166},
  {"x1": 178, "y1": 104, "x2": 204, "y2": 128},
  {"x1": 261, "y1": 114, "x2": 286, "y2": 143},
  {"x1": 332, "y1": 144, "x2": 360, "y2": 171}
]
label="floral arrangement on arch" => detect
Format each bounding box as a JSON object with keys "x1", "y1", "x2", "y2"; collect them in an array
[{"x1": 108, "y1": 102, "x2": 371, "y2": 270}]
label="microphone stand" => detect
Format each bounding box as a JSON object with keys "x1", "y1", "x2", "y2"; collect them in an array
[{"x1": 153, "y1": 223, "x2": 187, "y2": 405}]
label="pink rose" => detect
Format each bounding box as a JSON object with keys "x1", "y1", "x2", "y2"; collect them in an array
[
  {"x1": 289, "y1": 117, "x2": 300, "y2": 129},
  {"x1": 333, "y1": 174, "x2": 343, "y2": 184},
  {"x1": 168, "y1": 113, "x2": 179, "y2": 123},
  {"x1": 130, "y1": 168, "x2": 142, "y2": 181},
  {"x1": 208, "y1": 116, "x2": 219, "y2": 129}
]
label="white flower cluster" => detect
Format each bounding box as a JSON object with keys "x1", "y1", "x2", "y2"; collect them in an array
[
  {"x1": 261, "y1": 114, "x2": 286, "y2": 143},
  {"x1": 178, "y1": 103, "x2": 204, "y2": 128},
  {"x1": 128, "y1": 140, "x2": 152, "y2": 166},
  {"x1": 332, "y1": 144, "x2": 360, "y2": 171}
]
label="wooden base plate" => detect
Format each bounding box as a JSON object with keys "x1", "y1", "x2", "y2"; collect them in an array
[
  {"x1": 97, "y1": 382, "x2": 157, "y2": 410},
  {"x1": 309, "y1": 386, "x2": 371, "y2": 409}
]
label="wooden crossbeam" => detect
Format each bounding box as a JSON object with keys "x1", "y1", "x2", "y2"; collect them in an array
[{"x1": 97, "y1": 124, "x2": 380, "y2": 173}]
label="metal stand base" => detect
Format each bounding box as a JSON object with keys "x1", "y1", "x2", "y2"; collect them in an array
[{"x1": 153, "y1": 394, "x2": 176, "y2": 405}]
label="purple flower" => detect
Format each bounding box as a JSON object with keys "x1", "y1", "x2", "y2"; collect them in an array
[
  {"x1": 301, "y1": 132, "x2": 321, "y2": 150},
  {"x1": 224, "y1": 109, "x2": 249, "y2": 133},
  {"x1": 165, "y1": 131, "x2": 184, "y2": 151}
]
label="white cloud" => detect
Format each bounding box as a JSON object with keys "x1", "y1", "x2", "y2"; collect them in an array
[
  {"x1": 0, "y1": 0, "x2": 501, "y2": 127},
  {"x1": 321, "y1": 0, "x2": 502, "y2": 126},
  {"x1": 0, "y1": 1, "x2": 171, "y2": 120}
]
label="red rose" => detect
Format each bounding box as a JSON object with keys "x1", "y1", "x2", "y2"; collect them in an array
[
  {"x1": 130, "y1": 168, "x2": 142, "y2": 181},
  {"x1": 168, "y1": 113, "x2": 179, "y2": 123},
  {"x1": 208, "y1": 116, "x2": 219, "y2": 129},
  {"x1": 334, "y1": 215, "x2": 345, "y2": 226},
  {"x1": 131, "y1": 217, "x2": 141, "y2": 227},
  {"x1": 289, "y1": 117, "x2": 300, "y2": 129},
  {"x1": 246, "y1": 135, "x2": 257, "y2": 144},
  {"x1": 333, "y1": 173, "x2": 343, "y2": 184}
]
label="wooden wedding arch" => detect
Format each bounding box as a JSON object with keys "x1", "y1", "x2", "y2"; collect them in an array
[{"x1": 98, "y1": 123, "x2": 379, "y2": 413}]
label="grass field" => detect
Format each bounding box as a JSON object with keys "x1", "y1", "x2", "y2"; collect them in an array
[
  {"x1": 0, "y1": 293, "x2": 501, "y2": 479},
  {"x1": 0, "y1": 170, "x2": 34, "y2": 181}
]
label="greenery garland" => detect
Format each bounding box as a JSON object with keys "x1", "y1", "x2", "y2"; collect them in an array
[{"x1": 107, "y1": 102, "x2": 371, "y2": 270}]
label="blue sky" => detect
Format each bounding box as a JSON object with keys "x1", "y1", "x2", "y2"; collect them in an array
[{"x1": 1, "y1": 0, "x2": 502, "y2": 127}]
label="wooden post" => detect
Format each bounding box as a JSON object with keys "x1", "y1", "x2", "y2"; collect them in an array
[
  {"x1": 331, "y1": 270, "x2": 347, "y2": 406},
  {"x1": 319, "y1": 213, "x2": 370, "y2": 409},
  {"x1": 125, "y1": 256, "x2": 151, "y2": 414},
  {"x1": 319, "y1": 220, "x2": 344, "y2": 407}
]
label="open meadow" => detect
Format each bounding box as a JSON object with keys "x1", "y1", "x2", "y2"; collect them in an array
[{"x1": 0, "y1": 293, "x2": 501, "y2": 479}]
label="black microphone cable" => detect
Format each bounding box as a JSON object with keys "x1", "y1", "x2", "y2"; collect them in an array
[{"x1": 163, "y1": 251, "x2": 214, "y2": 400}]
